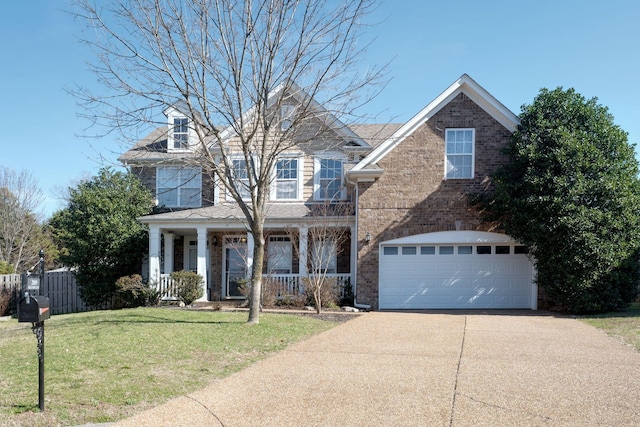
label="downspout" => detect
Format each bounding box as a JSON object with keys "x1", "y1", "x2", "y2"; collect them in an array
[{"x1": 348, "y1": 173, "x2": 371, "y2": 310}]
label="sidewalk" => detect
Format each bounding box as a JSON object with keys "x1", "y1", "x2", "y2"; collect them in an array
[{"x1": 114, "y1": 311, "x2": 640, "y2": 426}]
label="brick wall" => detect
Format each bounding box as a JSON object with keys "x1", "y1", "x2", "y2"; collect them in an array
[{"x1": 355, "y1": 93, "x2": 512, "y2": 308}]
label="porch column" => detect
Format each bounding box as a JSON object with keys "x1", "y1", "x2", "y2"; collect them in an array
[
  {"x1": 246, "y1": 232, "x2": 254, "y2": 279},
  {"x1": 149, "y1": 225, "x2": 161, "y2": 286},
  {"x1": 196, "y1": 226, "x2": 208, "y2": 301},
  {"x1": 162, "y1": 232, "x2": 174, "y2": 274},
  {"x1": 298, "y1": 225, "x2": 308, "y2": 276}
]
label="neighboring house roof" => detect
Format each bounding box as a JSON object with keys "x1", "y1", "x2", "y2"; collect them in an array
[
  {"x1": 350, "y1": 74, "x2": 519, "y2": 173},
  {"x1": 138, "y1": 203, "x2": 353, "y2": 224}
]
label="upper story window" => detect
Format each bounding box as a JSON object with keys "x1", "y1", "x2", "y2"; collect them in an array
[
  {"x1": 272, "y1": 156, "x2": 303, "y2": 201},
  {"x1": 280, "y1": 104, "x2": 295, "y2": 131},
  {"x1": 156, "y1": 166, "x2": 201, "y2": 208},
  {"x1": 445, "y1": 128, "x2": 475, "y2": 179},
  {"x1": 231, "y1": 157, "x2": 253, "y2": 200},
  {"x1": 314, "y1": 155, "x2": 345, "y2": 201},
  {"x1": 172, "y1": 117, "x2": 189, "y2": 149}
]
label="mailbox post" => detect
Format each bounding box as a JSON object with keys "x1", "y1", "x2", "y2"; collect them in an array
[{"x1": 18, "y1": 250, "x2": 49, "y2": 412}]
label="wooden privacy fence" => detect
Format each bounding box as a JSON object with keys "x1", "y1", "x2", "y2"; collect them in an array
[
  {"x1": 0, "y1": 274, "x2": 22, "y2": 315},
  {"x1": 0, "y1": 271, "x2": 111, "y2": 316}
]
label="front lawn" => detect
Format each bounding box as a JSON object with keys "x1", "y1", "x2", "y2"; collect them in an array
[
  {"x1": 581, "y1": 303, "x2": 640, "y2": 351},
  {"x1": 0, "y1": 308, "x2": 340, "y2": 427}
]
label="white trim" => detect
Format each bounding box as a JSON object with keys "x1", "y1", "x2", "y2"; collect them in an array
[
  {"x1": 149, "y1": 225, "x2": 161, "y2": 286},
  {"x1": 351, "y1": 74, "x2": 518, "y2": 174},
  {"x1": 196, "y1": 227, "x2": 208, "y2": 301},
  {"x1": 213, "y1": 173, "x2": 220, "y2": 205}
]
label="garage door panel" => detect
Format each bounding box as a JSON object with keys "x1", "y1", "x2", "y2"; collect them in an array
[
  {"x1": 454, "y1": 261, "x2": 475, "y2": 273},
  {"x1": 379, "y1": 237, "x2": 535, "y2": 310}
]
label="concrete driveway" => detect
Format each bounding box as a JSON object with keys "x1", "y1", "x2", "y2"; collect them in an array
[{"x1": 115, "y1": 311, "x2": 640, "y2": 426}]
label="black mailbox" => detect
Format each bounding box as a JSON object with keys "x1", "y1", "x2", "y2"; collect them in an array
[{"x1": 18, "y1": 295, "x2": 51, "y2": 323}]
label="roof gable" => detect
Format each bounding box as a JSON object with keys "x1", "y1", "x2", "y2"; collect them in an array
[
  {"x1": 216, "y1": 81, "x2": 370, "y2": 148},
  {"x1": 351, "y1": 74, "x2": 518, "y2": 172}
]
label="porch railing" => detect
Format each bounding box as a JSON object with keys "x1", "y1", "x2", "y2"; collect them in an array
[
  {"x1": 158, "y1": 274, "x2": 179, "y2": 300},
  {"x1": 156, "y1": 273, "x2": 351, "y2": 300},
  {"x1": 264, "y1": 274, "x2": 351, "y2": 299}
]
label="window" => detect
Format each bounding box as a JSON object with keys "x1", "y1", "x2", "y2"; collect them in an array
[
  {"x1": 173, "y1": 117, "x2": 189, "y2": 149},
  {"x1": 439, "y1": 246, "x2": 454, "y2": 255},
  {"x1": 274, "y1": 157, "x2": 301, "y2": 200},
  {"x1": 445, "y1": 129, "x2": 474, "y2": 179},
  {"x1": 514, "y1": 246, "x2": 528, "y2": 254},
  {"x1": 268, "y1": 236, "x2": 292, "y2": 274},
  {"x1": 281, "y1": 105, "x2": 295, "y2": 130},
  {"x1": 187, "y1": 240, "x2": 197, "y2": 272},
  {"x1": 231, "y1": 158, "x2": 252, "y2": 200},
  {"x1": 402, "y1": 246, "x2": 417, "y2": 255},
  {"x1": 458, "y1": 246, "x2": 473, "y2": 255},
  {"x1": 312, "y1": 238, "x2": 337, "y2": 273},
  {"x1": 496, "y1": 246, "x2": 510, "y2": 255},
  {"x1": 383, "y1": 246, "x2": 398, "y2": 256},
  {"x1": 477, "y1": 246, "x2": 492, "y2": 255},
  {"x1": 314, "y1": 156, "x2": 344, "y2": 200},
  {"x1": 156, "y1": 167, "x2": 201, "y2": 208},
  {"x1": 420, "y1": 246, "x2": 436, "y2": 255}
]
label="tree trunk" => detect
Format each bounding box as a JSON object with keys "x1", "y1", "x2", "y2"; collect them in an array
[
  {"x1": 248, "y1": 222, "x2": 265, "y2": 324},
  {"x1": 314, "y1": 283, "x2": 322, "y2": 314}
]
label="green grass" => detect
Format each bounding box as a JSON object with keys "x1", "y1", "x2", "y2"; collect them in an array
[
  {"x1": 0, "y1": 307, "x2": 338, "y2": 427},
  {"x1": 581, "y1": 303, "x2": 640, "y2": 351}
]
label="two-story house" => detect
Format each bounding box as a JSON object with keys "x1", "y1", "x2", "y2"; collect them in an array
[{"x1": 120, "y1": 74, "x2": 538, "y2": 310}]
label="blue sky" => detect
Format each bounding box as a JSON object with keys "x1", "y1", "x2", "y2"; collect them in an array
[{"x1": 2, "y1": 1, "x2": 639, "y2": 218}]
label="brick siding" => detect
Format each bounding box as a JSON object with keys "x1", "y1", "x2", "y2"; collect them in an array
[{"x1": 355, "y1": 93, "x2": 512, "y2": 308}]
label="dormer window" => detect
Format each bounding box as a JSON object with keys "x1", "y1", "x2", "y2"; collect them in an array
[{"x1": 173, "y1": 117, "x2": 189, "y2": 150}]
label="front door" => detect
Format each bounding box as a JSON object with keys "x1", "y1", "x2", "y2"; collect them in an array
[{"x1": 224, "y1": 238, "x2": 248, "y2": 298}]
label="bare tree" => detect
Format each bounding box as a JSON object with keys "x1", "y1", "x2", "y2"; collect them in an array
[
  {"x1": 0, "y1": 166, "x2": 45, "y2": 273},
  {"x1": 71, "y1": 0, "x2": 385, "y2": 323},
  {"x1": 288, "y1": 202, "x2": 352, "y2": 313}
]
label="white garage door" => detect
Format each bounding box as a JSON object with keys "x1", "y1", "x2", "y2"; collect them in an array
[{"x1": 379, "y1": 231, "x2": 536, "y2": 310}]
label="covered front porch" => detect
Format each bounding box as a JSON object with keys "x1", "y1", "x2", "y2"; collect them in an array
[{"x1": 141, "y1": 204, "x2": 356, "y2": 303}]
